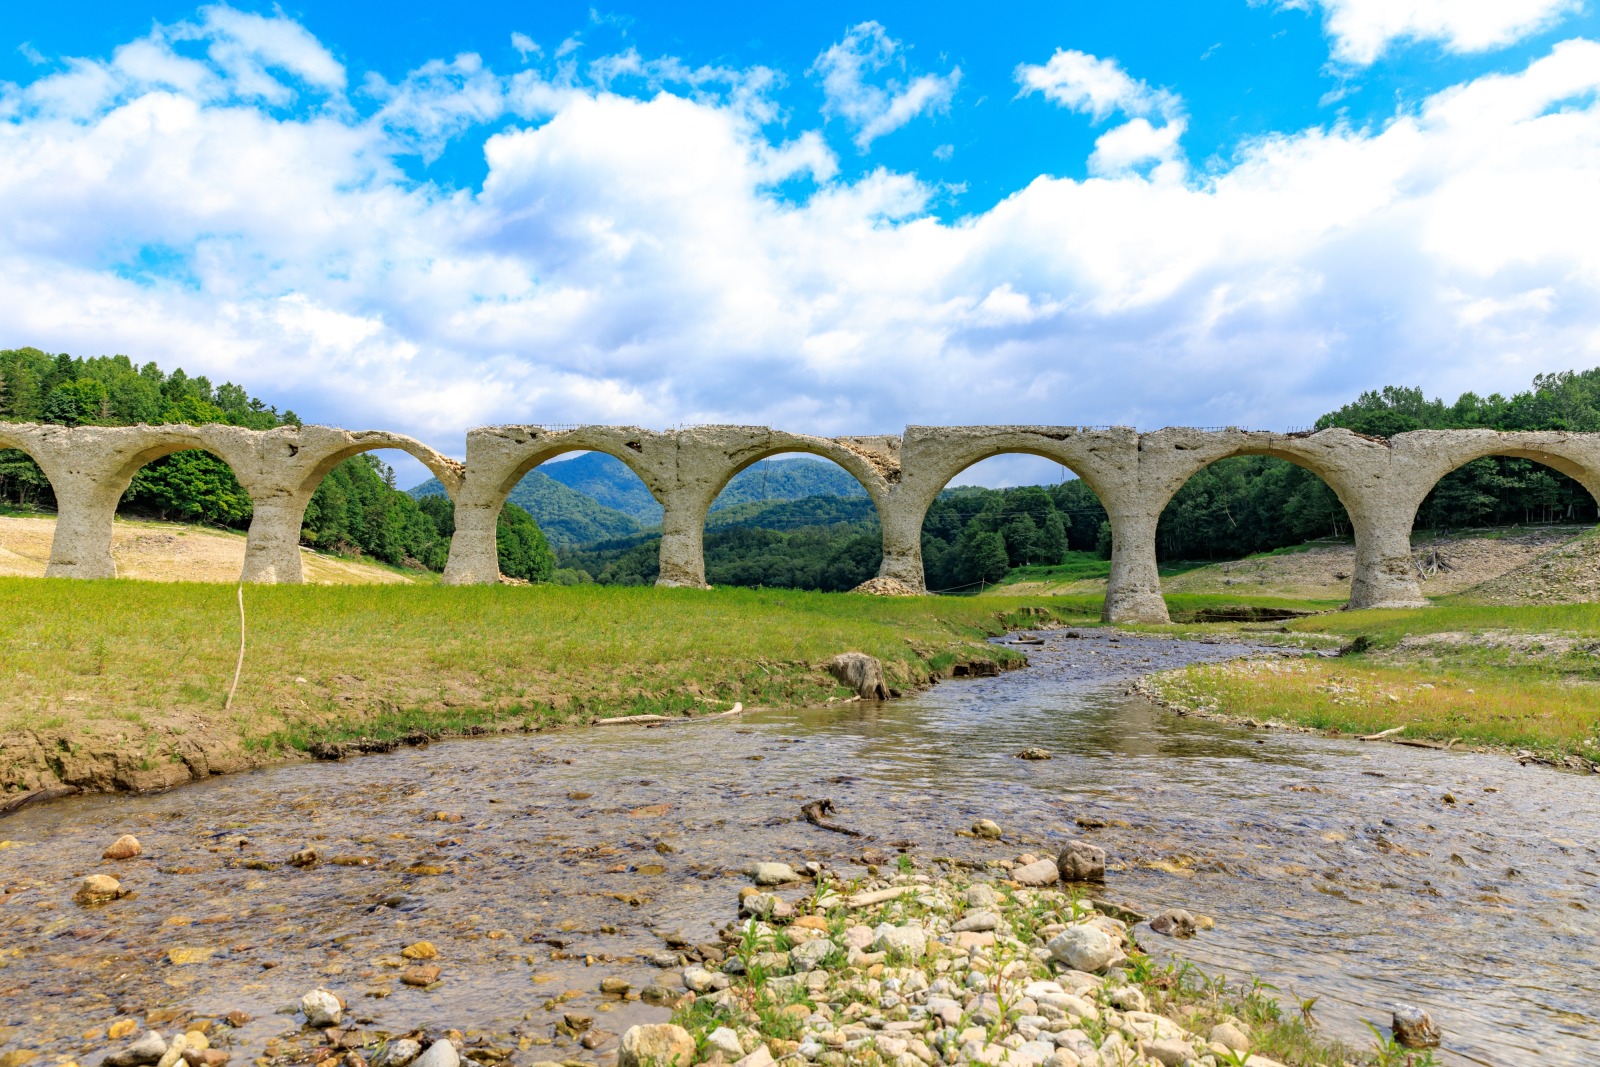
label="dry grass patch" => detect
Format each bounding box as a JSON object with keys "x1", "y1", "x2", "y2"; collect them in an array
[{"x1": 1149, "y1": 657, "x2": 1600, "y2": 757}]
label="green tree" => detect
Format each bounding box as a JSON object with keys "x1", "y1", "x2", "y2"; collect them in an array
[
  {"x1": 1000, "y1": 514, "x2": 1040, "y2": 566},
  {"x1": 968, "y1": 530, "x2": 1010, "y2": 584},
  {"x1": 1094, "y1": 520, "x2": 1113, "y2": 560},
  {"x1": 1038, "y1": 511, "x2": 1069, "y2": 563},
  {"x1": 498, "y1": 502, "x2": 556, "y2": 582}
]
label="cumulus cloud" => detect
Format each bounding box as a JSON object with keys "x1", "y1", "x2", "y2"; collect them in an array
[
  {"x1": 1, "y1": 13, "x2": 1598, "y2": 470},
  {"x1": 1283, "y1": 0, "x2": 1583, "y2": 65},
  {"x1": 811, "y1": 22, "x2": 960, "y2": 151},
  {"x1": 1016, "y1": 49, "x2": 1186, "y2": 176}
]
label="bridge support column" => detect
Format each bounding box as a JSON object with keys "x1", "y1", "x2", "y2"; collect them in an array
[
  {"x1": 442, "y1": 503, "x2": 503, "y2": 585},
  {"x1": 1347, "y1": 511, "x2": 1426, "y2": 610},
  {"x1": 44, "y1": 475, "x2": 120, "y2": 580},
  {"x1": 241, "y1": 493, "x2": 309, "y2": 584},
  {"x1": 876, "y1": 496, "x2": 927, "y2": 592},
  {"x1": 656, "y1": 493, "x2": 710, "y2": 588},
  {"x1": 1102, "y1": 506, "x2": 1170, "y2": 624}
]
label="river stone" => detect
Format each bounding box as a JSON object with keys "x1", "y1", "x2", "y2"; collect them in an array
[
  {"x1": 617, "y1": 1025, "x2": 695, "y2": 1067},
  {"x1": 102, "y1": 835, "x2": 142, "y2": 860},
  {"x1": 1141, "y1": 1038, "x2": 1193, "y2": 1067},
  {"x1": 1043, "y1": 1052, "x2": 1081, "y2": 1067},
  {"x1": 972, "y1": 819, "x2": 1003, "y2": 839},
  {"x1": 1013, "y1": 859, "x2": 1059, "y2": 886},
  {"x1": 76, "y1": 875, "x2": 123, "y2": 906},
  {"x1": 952, "y1": 911, "x2": 999, "y2": 933},
  {"x1": 732, "y1": 1048, "x2": 774, "y2": 1067},
  {"x1": 791, "y1": 938, "x2": 834, "y2": 970},
  {"x1": 1148, "y1": 909, "x2": 1196, "y2": 938},
  {"x1": 1045, "y1": 926, "x2": 1115, "y2": 972},
  {"x1": 873, "y1": 923, "x2": 927, "y2": 958},
  {"x1": 705, "y1": 1028, "x2": 744, "y2": 1058},
  {"x1": 411, "y1": 1042, "x2": 456, "y2": 1067},
  {"x1": 1104, "y1": 986, "x2": 1146, "y2": 1012},
  {"x1": 105, "y1": 1031, "x2": 167, "y2": 1067},
  {"x1": 1392, "y1": 1004, "x2": 1441, "y2": 1048},
  {"x1": 375, "y1": 1040, "x2": 421, "y2": 1067},
  {"x1": 747, "y1": 862, "x2": 802, "y2": 886},
  {"x1": 299, "y1": 989, "x2": 342, "y2": 1027},
  {"x1": 827, "y1": 652, "x2": 889, "y2": 700},
  {"x1": 1209, "y1": 1022, "x2": 1248, "y2": 1052},
  {"x1": 682, "y1": 966, "x2": 728, "y2": 993},
  {"x1": 1056, "y1": 841, "x2": 1106, "y2": 883}
]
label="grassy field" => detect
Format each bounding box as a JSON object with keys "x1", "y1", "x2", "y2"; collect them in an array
[
  {"x1": 0, "y1": 578, "x2": 1098, "y2": 792},
  {"x1": 1145, "y1": 603, "x2": 1600, "y2": 759}
]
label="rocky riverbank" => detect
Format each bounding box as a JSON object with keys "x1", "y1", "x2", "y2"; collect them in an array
[{"x1": 81, "y1": 836, "x2": 1446, "y2": 1067}]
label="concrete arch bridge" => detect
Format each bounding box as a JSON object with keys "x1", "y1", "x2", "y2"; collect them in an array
[{"x1": 3, "y1": 420, "x2": 1597, "y2": 625}]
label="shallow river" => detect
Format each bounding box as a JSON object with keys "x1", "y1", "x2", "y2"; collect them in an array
[{"x1": 2, "y1": 630, "x2": 1596, "y2": 1066}]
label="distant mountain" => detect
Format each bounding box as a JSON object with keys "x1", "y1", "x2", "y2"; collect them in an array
[
  {"x1": 408, "y1": 454, "x2": 870, "y2": 546},
  {"x1": 539, "y1": 452, "x2": 663, "y2": 524},
  {"x1": 409, "y1": 470, "x2": 642, "y2": 547},
  {"x1": 536, "y1": 452, "x2": 868, "y2": 522}
]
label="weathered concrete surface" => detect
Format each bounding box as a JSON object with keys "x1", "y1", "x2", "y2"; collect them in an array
[
  {"x1": 7, "y1": 420, "x2": 1599, "y2": 623},
  {"x1": 0, "y1": 423, "x2": 461, "y2": 583}
]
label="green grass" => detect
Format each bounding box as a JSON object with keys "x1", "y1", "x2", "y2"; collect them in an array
[
  {"x1": 1147, "y1": 602, "x2": 1600, "y2": 758},
  {"x1": 0, "y1": 578, "x2": 1099, "y2": 788}
]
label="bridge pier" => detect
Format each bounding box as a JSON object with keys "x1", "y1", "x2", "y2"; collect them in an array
[
  {"x1": 241, "y1": 493, "x2": 311, "y2": 584},
  {"x1": 1101, "y1": 506, "x2": 1170, "y2": 624},
  {"x1": 44, "y1": 475, "x2": 122, "y2": 580},
  {"x1": 656, "y1": 495, "x2": 711, "y2": 588},
  {"x1": 441, "y1": 504, "x2": 503, "y2": 585}
]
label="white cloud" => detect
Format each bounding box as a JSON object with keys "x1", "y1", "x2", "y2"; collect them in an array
[
  {"x1": 1284, "y1": 0, "x2": 1583, "y2": 65},
  {"x1": 1016, "y1": 49, "x2": 1187, "y2": 176},
  {"x1": 811, "y1": 22, "x2": 960, "y2": 151},
  {"x1": 1015, "y1": 48, "x2": 1177, "y2": 121},
  {"x1": 511, "y1": 32, "x2": 540, "y2": 62},
  {"x1": 1, "y1": 18, "x2": 1599, "y2": 469}
]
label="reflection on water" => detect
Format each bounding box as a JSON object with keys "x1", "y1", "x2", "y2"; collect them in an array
[{"x1": 1, "y1": 629, "x2": 1595, "y2": 1066}]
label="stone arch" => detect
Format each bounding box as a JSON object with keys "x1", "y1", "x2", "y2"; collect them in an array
[
  {"x1": 0, "y1": 425, "x2": 62, "y2": 511},
  {"x1": 237, "y1": 429, "x2": 468, "y2": 585},
  {"x1": 442, "y1": 426, "x2": 677, "y2": 586},
  {"x1": 689, "y1": 440, "x2": 892, "y2": 591},
  {"x1": 908, "y1": 449, "x2": 1117, "y2": 595},
  {"x1": 883, "y1": 426, "x2": 1138, "y2": 611},
  {"x1": 1134, "y1": 428, "x2": 1390, "y2": 609},
  {"x1": 1393, "y1": 430, "x2": 1600, "y2": 529},
  {"x1": 29, "y1": 424, "x2": 264, "y2": 580}
]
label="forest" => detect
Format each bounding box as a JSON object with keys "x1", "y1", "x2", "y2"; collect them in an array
[{"x1": 4, "y1": 344, "x2": 1600, "y2": 591}]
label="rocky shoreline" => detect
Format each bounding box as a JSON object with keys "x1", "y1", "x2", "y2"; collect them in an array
[{"x1": 79, "y1": 833, "x2": 1444, "y2": 1067}]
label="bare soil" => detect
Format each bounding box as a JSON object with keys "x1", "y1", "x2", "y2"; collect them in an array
[{"x1": 0, "y1": 513, "x2": 422, "y2": 585}]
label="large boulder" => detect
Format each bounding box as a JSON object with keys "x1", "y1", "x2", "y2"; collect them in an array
[
  {"x1": 1056, "y1": 840, "x2": 1106, "y2": 882},
  {"x1": 827, "y1": 653, "x2": 889, "y2": 700},
  {"x1": 617, "y1": 1024, "x2": 695, "y2": 1067},
  {"x1": 1392, "y1": 1004, "x2": 1441, "y2": 1048},
  {"x1": 1045, "y1": 925, "x2": 1116, "y2": 972}
]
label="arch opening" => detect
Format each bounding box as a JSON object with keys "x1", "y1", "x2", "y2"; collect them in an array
[
  {"x1": 292, "y1": 448, "x2": 459, "y2": 581},
  {"x1": 468, "y1": 447, "x2": 665, "y2": 586},
  {"x1": 919, "y1": 453, "x2": 1109, "y2": 596},
  {"x1": 93, "y1": 443, "x2": 260, "y2": 583},
  {"x1": 1403, "y1": 450, "x2": 1600, "y2": 602},
  {"x1": 1149, "y1": 450, "x2": 1354, "y2": 605},
  {"x1": 1413, "y1": 454, "x2": 1598, "y2": 533},
  {"x1": 0, "y1": 439, "x2": 61, "y2": 578}
]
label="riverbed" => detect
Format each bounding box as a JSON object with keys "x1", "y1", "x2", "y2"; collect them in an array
[{"x1": 1, "y1": 629, "x2": 1595, "y2": 1066}]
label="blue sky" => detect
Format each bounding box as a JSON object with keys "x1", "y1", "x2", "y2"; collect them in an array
[{"x1": 3, "y1": 1, "x2": 1599, "y2": 485}]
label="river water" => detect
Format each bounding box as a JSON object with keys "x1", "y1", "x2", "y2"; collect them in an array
[{"x1": 1, "y1": 630, "x2": 1596, "y2": 1066}]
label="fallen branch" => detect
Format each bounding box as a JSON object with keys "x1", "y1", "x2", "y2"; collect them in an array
[
  {"x1": 1, "y1": 785, "x2": 83, "y2": 819},
  {"x1": 1359, "y1": 726, "x2": 1406, "y2": 741},
  {"x1": 802, "y1": 798, "x2": 865, "y2": 837}
]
